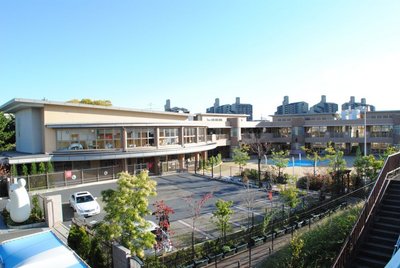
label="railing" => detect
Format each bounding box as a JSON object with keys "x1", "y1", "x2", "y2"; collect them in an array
[
  {"x1": 393, "y1": 235, "x2": 400, "y2": 257},
  {"x1": 332, "y1": 152, "x2": 400, "y2": 268}
]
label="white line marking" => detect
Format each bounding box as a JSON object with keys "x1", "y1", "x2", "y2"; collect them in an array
[
  {"x1": 234, "y1": 206, "x2": 263, "y2": 216},
  {"x1": 177, "y1": 220, "x2": 215, "y2": 239}
]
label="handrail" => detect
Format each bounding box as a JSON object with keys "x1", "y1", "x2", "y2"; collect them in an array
[
  {"x1": 393, "y1": 235, "x2": 400, "y2": 257},
  {"x1": 332, "y1": 152, "x2": 400, "y2": 268}
]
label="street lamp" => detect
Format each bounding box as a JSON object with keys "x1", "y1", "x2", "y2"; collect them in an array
[{"x1": 363, "y1": 105, "x2": 368, "y2": 157}]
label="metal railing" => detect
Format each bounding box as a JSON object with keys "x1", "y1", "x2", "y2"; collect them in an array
[{"x1": 332, "y1": 152, "x2": 400, "y2": 268}]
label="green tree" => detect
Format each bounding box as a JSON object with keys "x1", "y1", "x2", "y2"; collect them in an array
[
  {"x1": 232, "y1": 147, "x2": 250, "y2": 173},
  {"x1": 325, "y1": 143, "x2": 347, "y2": 194},
  {"x1": 290, "y1": 233, "x2": 304, "y2": 268},
  {"x1": 280, "y1": 185, "x2": 300, "y2": 210},
  {"x1": 381, "y1": 145, "x2": 398, "y2": 160},
  {"x1": 212, "y1": 199, "x2": 234, "y2": 242},
  {"x1": 301, "y1": 146, "x2": 324, "y2": 177},
  {"x1": 68, "y1": 224, "x2": 91, "y2": 261},
  {"x1": 30, "y1": 163, "x2": 38, "y2": 175},
  {"x1": 271, "y1": 150, "x2": 290, "y2": 178},
  {"x1": 11, "y1": 164, "x2": 17, "y2": 177},
  {"x1": 99, "y1": 171, "x2": 157, "y2": 258},
  {"x1": 88, "y1": 237, "x2": 108, "y2": 268},
  {"x1": 46, "y1": 162, "x2": 54, "y2": 173},
  {"x1": 0, "y1": 112, "x2": 15, "y2": 151},
  {"x1": 38, "y1": 162, "x2": 46, "y2": 174},
  {"x1": 67, "y1": 99, "x2": 112, "y2": 106},
  {"x1": 22, "y1": 164, "x2": 29, "y2": 176},
  {"x1": 30, "y1": 195, "x2": 43, "y2": 221}
]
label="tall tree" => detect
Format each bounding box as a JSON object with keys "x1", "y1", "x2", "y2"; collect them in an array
[
  {"x1": 212, "y1": 199, "x2": 234, "y2": 242},
  {"x1": 184, "y1": 192, "x2": 213, "y2": 258},
  {"x1": 232, "y1": 147, "x2": 250, "y2": 174},
  {"x1": 271, "y1": 150, "x2": 290, "y2": 178},
  {"x1": 0, "y1": 112, "x2": 15, "y2": 151},
  {"x1": 245, "y1": 136, "x2": 271, "y2": 187},
  {"x1": 153, "y1": 200, "x2": 175, "y2": 251},
  {"x1": 38, "y1": 162, "x2": 46, "y2": 174},
  {"x1": 30, "y1": 163, "x2": 38, "y2": 175},
  {"x1": 99, "y1": 171, "x2": 157, "y2": 258},
  {"x1": 325, "y1": 143, "x2": 347, "y2": 194}
]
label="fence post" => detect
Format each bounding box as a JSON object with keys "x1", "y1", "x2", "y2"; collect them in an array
[
  {"x1": 27, "y1": 175, "x2": 30, "y2": 192},
  {"x1": 97, "y1": 168, "x2": 100, "y2": 182},
  {"x1": 46, "y1": 173, "x2": 49, "y2": 189},
  {"x1": 81, "y1": 169, "x2": 84, "y2": 184},
  {"x1": 112, "y1": 166, "x2": 115, "y2": 179}
]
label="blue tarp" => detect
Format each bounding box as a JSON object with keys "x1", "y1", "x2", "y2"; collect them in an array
[{"x1": 0, "y1": 230, "x2": 87, "y2": 268}]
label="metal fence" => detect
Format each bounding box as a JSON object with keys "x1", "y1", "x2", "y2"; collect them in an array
[{"x1": 12, "y1": 165, "x2": 123, "y2": 192}]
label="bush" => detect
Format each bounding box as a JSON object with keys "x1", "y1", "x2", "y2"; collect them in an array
[
  {"x1": 241, "y1": 169, "x2": 259, "y2": 181},
  {"x1": 258, "y1": 204, "x2": 363, "y2": 268},
  {"x1": 68, "y1": 224, "x2": 91, "y2": 261},
  {"x1": 30, "y1": 195, "x2": 43, "y2": 221},
  {"x1": 297, "y1": 175, "x2": 326, "y2": 191},
  {"x1": 276, "y1": 173, "x2": 290, "y2": 184}
]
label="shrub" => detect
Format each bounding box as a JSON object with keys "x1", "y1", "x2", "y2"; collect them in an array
[
  {"x1": 30, "y1": 195, "x2": 43, "y2": 221},
  {"x1": 68, "y1": 224, "x2": 91, "y2": 261},
  {"x1": 297, "y1": 175, "x2": 326, "y2": 191}
]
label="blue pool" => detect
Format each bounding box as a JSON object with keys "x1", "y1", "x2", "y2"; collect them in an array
[{"x1": 288, "y1": 159, "x2": 330, "y2": 167}]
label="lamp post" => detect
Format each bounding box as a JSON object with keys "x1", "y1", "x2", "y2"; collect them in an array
[{"x1": 364, "y1": 105, "x2": 367, "y2": 157}]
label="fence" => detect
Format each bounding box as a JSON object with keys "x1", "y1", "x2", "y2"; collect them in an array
[{"x1": 12, "y1": 165, "x2": 123, "y2": 192}]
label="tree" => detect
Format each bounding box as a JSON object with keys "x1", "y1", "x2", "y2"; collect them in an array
[
  {"x1": 280, "y1": 185, "x2": 300, "y2": 210},
  {"x1": 67, "y1": 99, "x2": 112, "y2": 106},
  {"x1": 212, "y1": 199, "x2": 234, "y2": 242},
  {"x1": 22, "y1": 164, "x2": 29, "y2": 176},
  {"x1": 184, "y1": 192, "x2": 213, "y2": 258},
  {"x1": 30, "y1": 163, "x2": 37, "y2": 175},
  {"x1": 0, "y1": 112, "x2": 15, "y2": 151},
  {"x1": 38, "y1": 162, "x2": 46, "y2": 174},
  {"x1": 30, "y1": 195, "x2": 43, "y2": 221},
  {"x1": 99, "y1": 171, "x2": 157, "y2": 258},
  {"x1": 232, "y1": 147, "x2": 250, "y2": 174},
  {"x1": 68, "y1": 224, "x2": 91, "y2": 261},
  {"x1": 153, "y1": 200, "x2": 175, "y2": 251},
  {"x1": 245, "y1": 137, "x2": 271, "y2": 187},
  {"x1": 271, "y1": 150, "x2": 290, "y2": 178},
  {"x1": 88, "y1": 237, "x2": 108, "y2": 268},
  {"x1": 325, "y1": 143, "x2": 347, "y2": 195},
  {"x1": 11, "y1": 164, "x2": 17, "y2": 177},
  {"x1": 301, "y1": 146, "x2": 324, "y2": 177},
  {"x1": 46, "y1": 162, "x2": 54, "y2": 173}
]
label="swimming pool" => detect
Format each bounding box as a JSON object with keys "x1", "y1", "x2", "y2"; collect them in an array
[{"x1": 287, "y1": 159, "x2": 330, "y2": 167}]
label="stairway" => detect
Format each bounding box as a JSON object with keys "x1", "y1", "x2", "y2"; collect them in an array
[{"x1": 352, "y1": 180, "x2": 400, "y2": 268}]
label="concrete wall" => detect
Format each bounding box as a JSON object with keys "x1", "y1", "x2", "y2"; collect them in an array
[
  {"x1": 44, "y1": 195, "x2": 63, "y2": 228},
  {"x1": 113, "y1": 243, "x2": 131, "y2": 268},
  {"x1": 15, "y1": 108, "x2": 43, "y2": 153}
]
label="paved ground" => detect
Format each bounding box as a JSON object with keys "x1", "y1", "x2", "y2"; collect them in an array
[{"x1": 38, "y1": 172, "x2": 283, "y2": 249}]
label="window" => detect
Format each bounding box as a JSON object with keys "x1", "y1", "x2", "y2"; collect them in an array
[
  {"x1": 126, "y1": 128, "x2": 155, "y2": 148},
  {"x1": 198, "y1": 128, "x2": 206, "y2": 142},
  {"x1": 184, "y1": 127, "x2": 196, "y2": 144},
  {"x1": 159, "y1": 128, "x2": 179, "y2": 145},
  {"x1": 56, "y1": 128, "x2": 122, "y2": 150}
]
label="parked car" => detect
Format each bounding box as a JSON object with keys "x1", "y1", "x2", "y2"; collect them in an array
[
  {"x1": 69, "y1": 191, "x2": 100, "y2": 217},
  {"x1": 68, "y1": 143, "x2": 83, "y2": 150},
  {"x1": 144, "y1": 220, "x2": 173, "y2": 254}
]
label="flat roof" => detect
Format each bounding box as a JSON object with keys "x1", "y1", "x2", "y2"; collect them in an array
[{"x1": 0, "y1": 98, "x2": 192, "y2": 118}]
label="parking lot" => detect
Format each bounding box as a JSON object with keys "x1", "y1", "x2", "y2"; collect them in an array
[{"x1": 43, "y1": 173, "x2": 281, "y2": 249}]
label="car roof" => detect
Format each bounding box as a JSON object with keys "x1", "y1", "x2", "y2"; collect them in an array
[{"x1": 73, "y1": 191, "x2": 91, "y2": 196}]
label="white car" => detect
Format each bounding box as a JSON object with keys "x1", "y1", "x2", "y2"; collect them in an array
[
  {"x1": 69, "y1": 191, "x2": 100, "y2": 217},
  {"x1": 143, "y1": 221, "x2": 173, "y2": 254}
]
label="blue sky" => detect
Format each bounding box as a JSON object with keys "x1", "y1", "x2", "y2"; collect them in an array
[{"x1": 1, "y1": 1, "x2": 399, "y2": 119}]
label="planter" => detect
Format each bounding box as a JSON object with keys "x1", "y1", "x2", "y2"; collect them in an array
[
  {"x1": 294, "y1": 220, "x2": 304, "y2": 228},
  {"x1": 275, "y1": 229, "x2": 285, "y2": 238},
  {"x1": 235, "y1": 243, "x2": 248, "y2": 253},
  {"x1": 193, "y1": 258, "x2": 209, "y2": 268},
  {"x1": 7, "y1": 221, "x2": 46, "y2": 229},
  {"x1": 207, "y1": 252, "x2": 223, "y2": 263},
  {"x1": 263, "y1": 233, "x2": 274, "y2": 242},
  {"x1": 250, "y1": 236, "x2": 264, "y2": 247},
  {"x1": 223, "y1": 248, "x2": 236, "y2": 257}
]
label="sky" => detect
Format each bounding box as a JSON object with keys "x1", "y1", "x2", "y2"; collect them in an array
[{"x1": 1, "y1": 1, "x2": 400, "y2": 120}]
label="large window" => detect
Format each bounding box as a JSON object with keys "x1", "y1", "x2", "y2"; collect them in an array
[
  {"x1": 126, "y1": 128, "x2": 155, "y2": 148},
  {"x1": 370, "y1": 125, "x2": 393, "y2": 138},
  {"x1": 184, "y1": 127, "x2": 196, "y2": 144},
  {"x1": 306, "y1": 126, "x2": 326, "y2": 138},
  {"x1": 350, "y1": 126, "x2": 365, "y2": 138},
  {"x1": 198, "y1": 128, "x2": 206, "y2": 142},
  {"x1": 159, "y1": 128, "x2": 179, "y2": 146},
  {"x1": 56, "y1": 128, "x2": 121, "y2": 150},
  {"x1": 272, "y1": 127, "x2": 291, "y2": 138}
]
